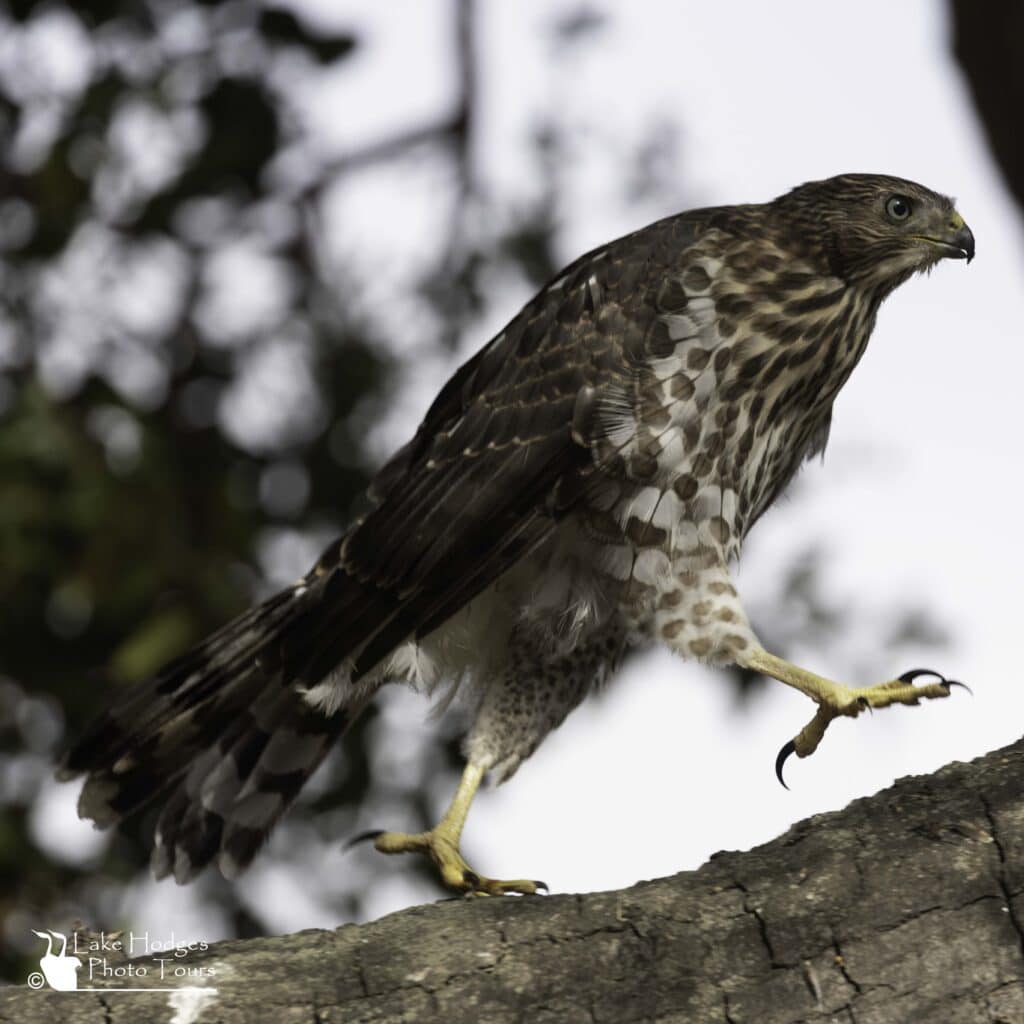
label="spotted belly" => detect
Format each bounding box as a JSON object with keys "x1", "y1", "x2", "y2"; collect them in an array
[{"x1": 578, "y1": 482, "x2": 756, "y2": 665}]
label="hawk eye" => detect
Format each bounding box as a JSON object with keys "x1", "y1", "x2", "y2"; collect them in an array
[{"x1": 885, "y1": 195, "x2": 912, "y2": 221}]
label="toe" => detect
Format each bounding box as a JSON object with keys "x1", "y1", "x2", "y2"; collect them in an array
[
  {"x1": 465, "y1": 874, "x2": 546, "y2": 896},
  {"x1": 373, "y1": 830, "x2": 429, "y2": 855},
  {"x1": 368, "y1": 827, "x2": 545, "y2": 897},
  {"x1": 487, "y1": 878, "x2": 545, "y2": 896}
]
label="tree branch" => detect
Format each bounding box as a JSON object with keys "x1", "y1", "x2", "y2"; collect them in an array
[
  {"x1": 5, "y1": 737, "x2": 1024, "y2": 1022},
  {"x1": 951, "y1": 0, "x2": 1024, "y2": 217}
]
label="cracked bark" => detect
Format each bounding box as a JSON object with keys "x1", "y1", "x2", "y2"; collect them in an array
[{"x1": 4, "y1": 737, "x2": 1024, "y2": 1024}]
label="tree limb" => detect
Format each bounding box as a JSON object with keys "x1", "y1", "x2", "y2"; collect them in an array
[
  {"x1": 4, "y1": 737, "x2": 1024, "y2": 1023},
  {"x1": 951, "y1": 0, "x2": 1024, "y2": 216}
]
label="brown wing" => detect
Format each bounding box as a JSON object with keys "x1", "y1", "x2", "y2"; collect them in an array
[{"x1": 286, "y1": 211, "x2": 714, "y2": 685}]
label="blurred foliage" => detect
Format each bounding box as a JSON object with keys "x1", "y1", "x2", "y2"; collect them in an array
[
  {"x1": 0, "y1": 0, "x2": 460, "y2": 983},
  {"x1": 0, "y1": 0, "x2": 637, "y2": 985}
]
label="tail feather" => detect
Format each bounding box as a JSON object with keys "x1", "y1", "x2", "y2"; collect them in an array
[
  {"x1": 60, "y1": 579, "x2": 375, "y2": 881},
  {"x1": 60, "y1": 586, "x2": 301, "y2": 788},
  {"x1": 153, "y1": 689, "x2": 363, "y2": 883}
]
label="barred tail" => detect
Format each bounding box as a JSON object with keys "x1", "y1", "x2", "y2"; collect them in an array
[
  {"x1": 150, "y1": 688, "x2": 363, "y2": 883},
  {"x1": 59, "y1": 580, "x2": 371, "y2": 883}
]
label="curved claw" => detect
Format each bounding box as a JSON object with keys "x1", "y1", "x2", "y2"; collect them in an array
[
  {"x1": 534, "y1": 880, "x2": 550, "y2": 894},
  {"x1": 775, "y1": 739, "x2": 796, "y2": 790},
  {"x1": 945, "y1": 679, "x2": 973, "y2": 696},
  {"x1": 344, "y1": 829, "x2": 386, "y2": 852},
  {"x1": 898, "y1": 667, "x2": 946, "y2": 684},
  {"x1": 898, "y1": 668, "x2": 972, "y2": 697}
]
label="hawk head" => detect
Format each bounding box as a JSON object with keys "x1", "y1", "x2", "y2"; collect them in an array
[{"x1": 773, "y1": 173, "x2": 975, "y2": 294}]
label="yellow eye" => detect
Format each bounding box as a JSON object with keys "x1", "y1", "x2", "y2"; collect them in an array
[{"x1": 886, "y1": 195, "x2": 912, "y2": 221}]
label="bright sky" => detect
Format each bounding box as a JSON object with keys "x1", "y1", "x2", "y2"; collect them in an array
[{"x1": 40, "y1": 0, "x2": 1024, "y2": 934}]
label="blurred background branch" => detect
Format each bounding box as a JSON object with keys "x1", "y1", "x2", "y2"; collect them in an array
[{"x1": 951, "y1": 0, "x2": 1024, "y2": 214}]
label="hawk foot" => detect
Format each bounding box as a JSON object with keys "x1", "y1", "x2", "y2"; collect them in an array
[
  {"x1": 834, "y1": 668, "x2": 964, "y2": 718},
  {"x1": 775, "y1": 668, "x2": 967, "y2": 788},
  {"x1": 370, "y1": 829, "x2": 547, "y2": 897}
]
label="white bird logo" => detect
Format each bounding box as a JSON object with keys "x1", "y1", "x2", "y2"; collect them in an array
[{"x1": 30, "y1": 930, "x2": 82, "y2": 991}]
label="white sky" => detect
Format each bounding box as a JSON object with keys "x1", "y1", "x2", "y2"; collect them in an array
[{"x1": 44, "y1": 0, "x2": 1024, "y2": 934}]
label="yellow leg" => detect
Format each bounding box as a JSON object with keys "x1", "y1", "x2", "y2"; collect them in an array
[
  {"x1": 742, "y1": 648, "x2": 961, "y2": 783},
  {"x1": 370, "y1": 761, "x2": 545, "y2": 896}
]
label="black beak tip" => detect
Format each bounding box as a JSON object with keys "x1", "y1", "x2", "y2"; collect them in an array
[{"x1": 957, "y1": 225, "x2": 975, "y2": 263}]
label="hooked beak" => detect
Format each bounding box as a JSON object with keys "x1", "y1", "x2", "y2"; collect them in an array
[
  {"x1": 926, "y1": 211, "x2": 975, "y2": 264},
  {"x1": 952, "y1": 222, "x2": 975, "y2": 263}
]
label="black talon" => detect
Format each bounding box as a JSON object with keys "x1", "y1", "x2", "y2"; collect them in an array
[
  {"x1": 945, "y1": 679, "x2": 973, "y2": 696},
  {"x1": 533, "y1": 880, "x2": 549, "y2": 893},
  {"x1": 897, "y1": 668, "x2": 971, "y2": 695},
  {"x1": 898, "y1": 668, "x2": 946, "y2": 684},
  {"x1": 344, "y1": 829, "x2": 385, "y2": 852},
  {"x1": 775, "y1": 739, "x2": 796, "y2": 790}
]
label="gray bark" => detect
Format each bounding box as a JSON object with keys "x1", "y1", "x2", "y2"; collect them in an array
[{"x1": 3, "y1": 737, "x2": 1024, "y2": 1023}]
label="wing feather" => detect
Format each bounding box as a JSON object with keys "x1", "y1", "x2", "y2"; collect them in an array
[{"x1": 315, "y1": 211, "x2": 714, "y2": 680}]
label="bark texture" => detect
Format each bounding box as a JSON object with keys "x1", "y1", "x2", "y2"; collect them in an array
[{"x1": 3, "y1": 737, "x2": 1024, "y2": 1023}]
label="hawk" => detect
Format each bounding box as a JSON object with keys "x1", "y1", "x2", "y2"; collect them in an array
[{"x1": 61, "y1": 174, "x2": 974, "y2": 895}]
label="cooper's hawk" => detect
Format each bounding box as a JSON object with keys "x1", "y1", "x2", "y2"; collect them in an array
[{"x1": 61, "y1": 174, "x2": 974, "y2": 895}]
